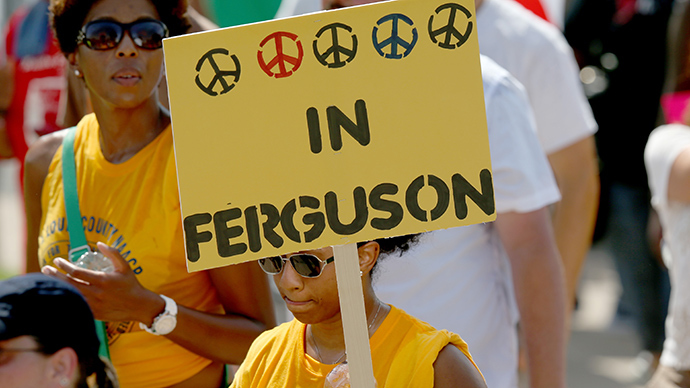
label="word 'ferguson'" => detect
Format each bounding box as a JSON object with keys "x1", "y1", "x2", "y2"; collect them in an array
[{"x1": 184, "y1": 169, "x2": 494, "y2": 262}]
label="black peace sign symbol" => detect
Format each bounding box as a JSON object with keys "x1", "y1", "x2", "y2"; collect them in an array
[
  {"x1": 313, "y1": 22, "x2": 358, "y2": 69},
  {"x1": 428, "y1": 3, "x2": 473, "y2": 49},
  {"x1": 195, "y1": 48, "x2": 241, "y2": 96}
]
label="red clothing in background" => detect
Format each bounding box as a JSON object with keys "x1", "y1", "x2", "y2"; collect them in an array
[
  {"x1": 3, "y1": 4, "x2": 66, "y2": 170},
  {"x1": 514, "y1": 0, "x2": 551, "y2": 22}
]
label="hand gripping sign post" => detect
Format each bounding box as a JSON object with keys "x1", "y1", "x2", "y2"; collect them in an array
[{"x1": 164, "y1": 0, "x2": 492, "y2": 386}]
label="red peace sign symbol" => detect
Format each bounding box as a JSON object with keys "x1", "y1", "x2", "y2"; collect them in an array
[{"x1": 257, "y1": 31, "x2": 304, "y2": 78}]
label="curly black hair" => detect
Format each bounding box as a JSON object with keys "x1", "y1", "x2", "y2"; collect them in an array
[
  {"x1": 374, "y1": 234, "x2": 419, "y2": 257},
  {"x1": 49, "y1": 0, "x2": 191, "y2": 54},
  {"x1": 364, "y1": 233, "x2": 420, "y2": 277}
]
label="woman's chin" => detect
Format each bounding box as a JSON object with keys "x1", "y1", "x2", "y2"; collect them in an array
[{"x1": 284, "y1": 298, "x2": 314, "y2": 316}]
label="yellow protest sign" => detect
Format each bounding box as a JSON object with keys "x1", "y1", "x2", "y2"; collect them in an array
[{"x1": 163, "y1": 0, "x2": 494, "y2": 272}]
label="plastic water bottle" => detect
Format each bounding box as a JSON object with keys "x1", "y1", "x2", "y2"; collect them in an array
[
  {"x1": 75, "y1": 251, "x2": 114, "y2": 273},
  {"x1": 324, "y1": 362, "x2": 351, "y2": 388},
  {"x1": 324, "y1": 361, "x2": 378, "y2": 388}
]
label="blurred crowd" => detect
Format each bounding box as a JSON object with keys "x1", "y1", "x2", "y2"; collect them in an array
[{"x1": 1, "y1": 0, "x2": 689, "y2": 387}]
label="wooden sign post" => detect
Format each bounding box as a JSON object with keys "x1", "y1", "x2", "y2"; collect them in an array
[{"x1": 333, "y1": 243, "x2": 376, "y2": 387}]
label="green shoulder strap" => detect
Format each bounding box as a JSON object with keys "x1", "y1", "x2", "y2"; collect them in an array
[
  {"x1": 62, "y1": 127, "x2": 90, "y2": 261},
  {"x1": 61, "y1": 126, "x2": 111, "y2": 360}
]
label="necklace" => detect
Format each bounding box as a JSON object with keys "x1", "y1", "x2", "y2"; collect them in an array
[{"x1": 310, "y1": 301, "x2": 383, "y2": 364}]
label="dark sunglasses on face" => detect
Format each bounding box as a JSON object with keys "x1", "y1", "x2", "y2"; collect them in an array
[
  {"x1": 76, "y1": 19, "x2": 169, "y2": 50},
  {"x1": 258, "y1": 254, "x2": 334, "y2": 278}
]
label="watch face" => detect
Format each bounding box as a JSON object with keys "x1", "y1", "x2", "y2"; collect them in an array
[{"x1": 155, "y1": 316, "x2": 177, "y2": 335}]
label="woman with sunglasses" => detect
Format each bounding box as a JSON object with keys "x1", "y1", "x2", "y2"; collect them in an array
[
  {"x1": 23, "y1": 1, "x2": 276, "y2": 387},
  {"x1": 231, "y1": 237, "x2": 487, "y2": 388}
]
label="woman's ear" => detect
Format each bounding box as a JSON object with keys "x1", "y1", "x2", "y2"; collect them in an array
[
  {"x1": 67, "y1": 53, "x2": 83, "y2": 79},
  {"x1": 67, "y1": 52, "x2": 77, "y2": 67},
  {"x1": 358, "y1": 241, "x2": 380, "y2": 275}
]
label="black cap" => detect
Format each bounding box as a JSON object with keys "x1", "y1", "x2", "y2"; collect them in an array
[{"x1": 0, "y1": 273, "x2": 101, "y2": 370}]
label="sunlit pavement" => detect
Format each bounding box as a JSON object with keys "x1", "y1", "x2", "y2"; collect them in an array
[
  {"x1": 0, "y1": 160, "x2": 22, "y2": 277},
  {"x1": 567, "y1": 242, "x2": 651, "y2": 388},
  {"x1": 0, "y1": 159, "x2": 655, "y2": 387}
]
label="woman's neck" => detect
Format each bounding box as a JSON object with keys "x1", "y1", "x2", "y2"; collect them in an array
[
  {"x1": 91, "y1": 96, "x2": 170, "y2": 164},
  {"x1": 308, "y1": 294, "x2": 388, "y2": 363}
]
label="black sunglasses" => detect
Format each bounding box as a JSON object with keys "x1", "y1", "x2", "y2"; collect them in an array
[
  {"x1": 76, "y1": 19, "x2": 169, "y2": 50},
  {"x1": 258, "y1": 254, "x2": 334, "y2": 278}
]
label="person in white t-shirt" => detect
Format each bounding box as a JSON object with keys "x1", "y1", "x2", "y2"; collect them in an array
[
  {"x1": 375, "y1": 55, "x2": 566, "y2": 388},
  {"x1": 476, "y1": 0, "x2": 599, "y2": 325},
  {"x1": 321, "y1": 2, "x2": 567, "y2": 388},
  {"x1": 644, "y1": 124, "x2": 690, "y2": 388}
]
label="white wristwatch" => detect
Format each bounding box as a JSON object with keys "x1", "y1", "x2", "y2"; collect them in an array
[{"x1": 139, "y1": 295, "x2": 177, "y2": 335}]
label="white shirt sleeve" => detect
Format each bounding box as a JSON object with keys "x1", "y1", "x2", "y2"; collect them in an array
[
  {"x1": 481, "y1": 55, "x2": 561, "y2": 213},
  {"x1": 524, "y1": 28, "x2": 597, "y2": 153},
  {"x1": 477, "y1": 0, "x2": 597, "y2": 154},
  {"x1": 645, "y1": 124, "x2": 690, "y2": 209}
]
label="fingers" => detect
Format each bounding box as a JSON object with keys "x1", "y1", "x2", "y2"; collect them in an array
[
  {"x1": 41, "y1": 259, "x2": 91, "y2": 286},
  {"x1": 48, "y1": 257, "x2": 97, "y2": 285},
  {"x1": 43, "y1": 243, "x2": 132, "y2": 282},
  {"x1": 96, "y1": 241, "x2": 130, "y2": 272},
  {"x1": 42, "y1": 260, "x2": 101, "y2": 318},
  {"x1": 41, "y1": 263, "x2": 68, "y2": 280}
]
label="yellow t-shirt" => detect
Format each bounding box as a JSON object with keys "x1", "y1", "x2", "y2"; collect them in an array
[
  {"x1": 38, "y1": 113, "x2": 225, "y2": 388},
  {"x1": 231, "y1": 305, "x2": 481, "y2": 387}
]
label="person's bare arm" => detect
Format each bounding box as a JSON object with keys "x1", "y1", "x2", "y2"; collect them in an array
[
  {"x1": 188, "y1": 5, "x2": 218, "y2": 32},
  {"x1": 0, "y1": 116, "x2": 12, "y2": 158},
  {"x1": 433, "y1": 344, "x2": 487, "y2": 388},
  {"x1": 168, "y1": 260, "x2": 278, "y2": 363},
  {"x1": 667, "y1": 146, "x2": 690, "y2": 203},
  {"x1": 546, "y1": 135, "x2": 599, "y2": 314},
  {"x1": 495, "y1": 208, "x2": 567, "y2": 388},
  {"x1": 188, "y1": 0, "x2": 214, "y2": 23},
  {"x1": 44, "y1": 242, "x2": 277, "y2": 364},
  {"x1": 0, "y1": 60, "x2": 13, "y2": 110},
  {"x1": 0, "y1": 60, "x2": 15, "y2": 158},
  {"x1": 24, "y1": 131, "x2": 66, "y2": 273}
]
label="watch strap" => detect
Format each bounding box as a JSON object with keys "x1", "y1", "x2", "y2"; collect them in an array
[
  {"x1": 139, "y1": 295, "x2": 177, "y2": 335},
  {"x1": 161, "y1": 294, "x2": 178, "y2": 315}
]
